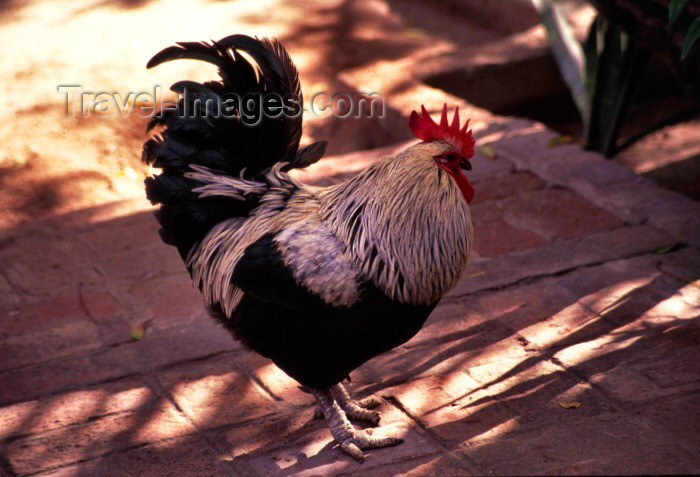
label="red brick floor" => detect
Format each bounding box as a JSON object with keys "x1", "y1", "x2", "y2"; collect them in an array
[{"x1": 2, "y1": 127, "x2": 698, "y2": 475}]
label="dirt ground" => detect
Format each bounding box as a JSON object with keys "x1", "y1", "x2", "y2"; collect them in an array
[{"x1": 0, "y1": 0, "x2": 405, "y2": 229}]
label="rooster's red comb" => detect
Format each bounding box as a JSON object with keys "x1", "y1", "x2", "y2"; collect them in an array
[{"x1": 409, "y1": 103, "x2": 475, "y2": 158}]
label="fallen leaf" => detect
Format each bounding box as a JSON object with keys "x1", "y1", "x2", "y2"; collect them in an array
[
  {"x1": 558, "y1": 401, "x2": 581, "y2": 409},
  {"x1": 402, "y1": 28, "x2": 429, "y2": 40},
  {"x1": 653, "y1": 242, "x2": 684, "y2": 255},
  {"x1": 546, "y1": 135, "x2": 580, "y2": 147},
  {"x1": 130, "y1": 319, "x2": 153, "y2": 341},
  {"x1": 477, "y1": 145, "x2": 497, "y2": 160}
]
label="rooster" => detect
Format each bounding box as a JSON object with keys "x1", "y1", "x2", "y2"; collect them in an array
[{"x1": 142, "y1": 34, "x2": 475, "y2": 461}]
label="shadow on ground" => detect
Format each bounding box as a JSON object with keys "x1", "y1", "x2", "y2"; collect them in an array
[{"x1": 1, "y1": 176, "x2": 697, "y2": 475}]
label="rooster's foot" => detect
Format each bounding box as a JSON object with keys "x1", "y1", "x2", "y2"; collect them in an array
[
  {"x1": 336, "y1": 427, "x2": 403, "y2": 462},
  {"x1": 313, "y1": 384, "x2": 381, "y2": 425},
  {"x1": 311, "y1": 387, "x2": 403, "y2": 462},
  {"x1": 334, "y1": 383, "x2": 382, "y2": 425}
]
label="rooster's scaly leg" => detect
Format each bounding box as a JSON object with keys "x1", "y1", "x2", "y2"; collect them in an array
[
  {"x1": 333, "y1": 383, "x2": 381, "y2": 425},
  {"x1": 312, "y1": 384, "x2": 382, "y2": 425},
  {"x1": 311, "y1": 387, "x2": 403, "y2": 462}
]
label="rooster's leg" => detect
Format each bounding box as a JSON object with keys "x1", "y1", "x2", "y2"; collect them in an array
[
  {"x1": 312, "y1": 384, "x2": 381, "y2": 425},
  {"x1": 333, "y1": 383, "x2": 381, "y2": 425},
  {"x1": 311, "y1": 387, "x2": 403, "y2": 462}
]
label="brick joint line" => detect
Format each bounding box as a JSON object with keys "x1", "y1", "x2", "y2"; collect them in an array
[
  {"x1": 383, "y1": 395, "x2": 484, "y2": 474},
  {"x1": 446, "y1": 245, "x2": 690, "y2": 302}
]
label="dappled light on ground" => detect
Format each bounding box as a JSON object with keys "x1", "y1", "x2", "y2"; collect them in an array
[{"x1": 0, "y1": 201, "x2": 697, "y2": 473}]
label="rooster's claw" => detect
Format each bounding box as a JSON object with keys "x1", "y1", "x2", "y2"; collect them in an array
[{"x1": 339, "y1": 428, "x2": 404, "y2": 462}]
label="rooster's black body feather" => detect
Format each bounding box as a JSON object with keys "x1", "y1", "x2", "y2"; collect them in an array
[{"x1": 225, "y1": 232, "x2": 436, "y2": 388}]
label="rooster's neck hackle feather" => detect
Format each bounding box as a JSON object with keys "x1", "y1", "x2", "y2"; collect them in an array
[{"x1": 320, "y1": 141, "x2": 473, "y2": 306}]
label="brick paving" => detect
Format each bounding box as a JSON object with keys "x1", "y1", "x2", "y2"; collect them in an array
[
  {"x1": 1, "y1": 0, "x2": 700, "y2": 476},
  {"x1": 2, "y1": 124, "x2": 698, "y2": 475}
]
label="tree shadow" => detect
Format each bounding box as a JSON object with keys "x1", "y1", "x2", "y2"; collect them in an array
[
  {"x1": 70, "y1": 0, "x2": 156, "y2": 17},
  {"x1": 0, "y1": 0, "x2": 27, "y2": 23},
  {"x1": 1, "y1": 158, "x2": 697, "y2": 476}
]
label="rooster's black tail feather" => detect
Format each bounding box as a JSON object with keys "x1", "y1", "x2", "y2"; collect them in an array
[{"x1": 142, "y1": 35, "x2": 324, "y2": 259}]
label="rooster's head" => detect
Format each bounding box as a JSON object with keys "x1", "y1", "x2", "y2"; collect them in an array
[{"x1": 409, "y1": 104, "x2": 475, "y2": 203}]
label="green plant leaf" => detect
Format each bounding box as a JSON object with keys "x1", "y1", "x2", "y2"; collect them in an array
[
  {"x1": 530, "y1": 0, "x2": 588, "y2": 120},
  {"x1": 681, "y1": 17, "x2": 700, "y2": 60},
  {"x1": 668, "y1": 0, "x2": 688, "y2": 28},
  {"x1": 582, "y1": 15, "x2": 600, "y2": 126}
]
